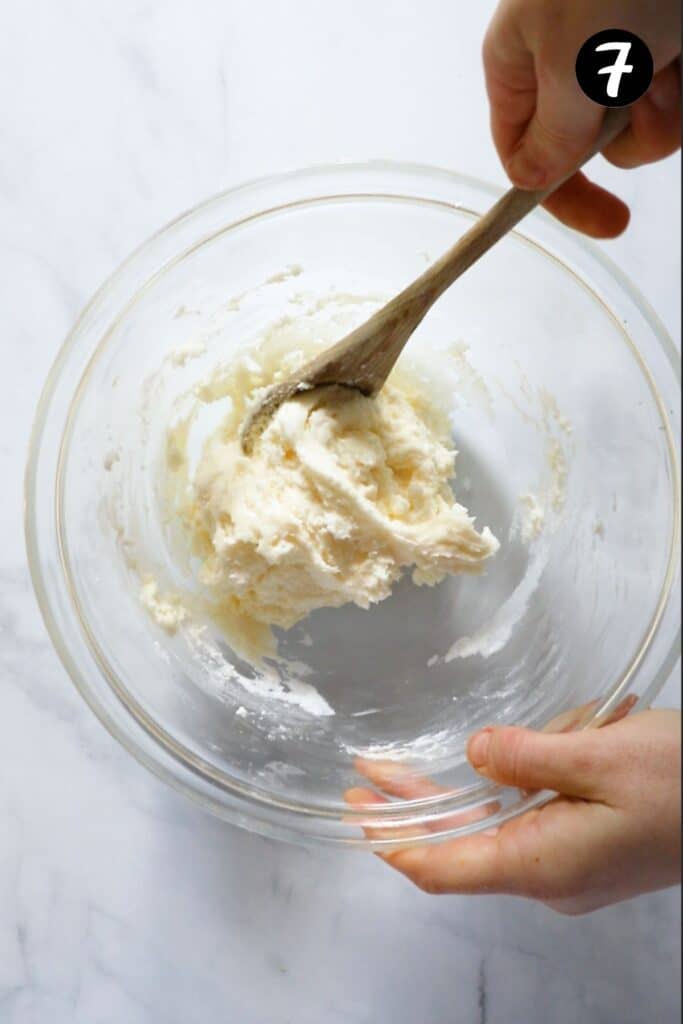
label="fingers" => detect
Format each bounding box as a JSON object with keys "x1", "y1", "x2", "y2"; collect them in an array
[
  {"x1": 345, "y1": 783, "x2": 511, "y2": 895},
  {"x1": 482, "y1": 11, "x2": 537, "y2": 165},
  {"x1": 381, "y1": 831, "x2": 512, "y2": 895},
  {"x1": 352, "y1": 758, "x2": 447, "y2": 800},
  {"x1": 603, "y1": 60, "x2": 682, "y2": 169},
  {"x1": 543, "y1": 694, "x2": 638, "y2": 734},
  {"x1": 484, "y1": 3, "x2": 680, "y2": 243},
  {"x1": 506, "y1": 82, "x2": 604, "y2": 189},
  {"x1": 467, "y1": 724, "x2": 608, "y2": 800},
  {"x1": 344, "y1": 786, "x2": 386, "y2": 806},
  {"x1": 597, "y1": 693, "x2": 639, "y2": 727},
  {"x1": 346, "y1": 759, "x2": 500, "y2": 838},
  {"x1": 374, "y1": 804, "x2": 581, "y2": 898},
  {"x1": 343, "y1": 785, "x2": 434, "y2": 845},
  {"x1": 352, "y1": 793, "x2": 611, "y2": 899},
  {"x1": 483, "y1": 1, "x2": 603, "y2": 190},
  {"x1": 540, "y1": 170, "x2": 630, "y2": 238}
]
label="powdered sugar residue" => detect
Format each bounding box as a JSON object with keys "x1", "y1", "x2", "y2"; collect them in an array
[{"x1": 445, "y1": 546, "x2": 548, "y2": 661}]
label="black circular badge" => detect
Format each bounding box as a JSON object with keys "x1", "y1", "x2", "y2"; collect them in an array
[{"x1": 576, "y1": 28, "x2": 653, "y2": 107}]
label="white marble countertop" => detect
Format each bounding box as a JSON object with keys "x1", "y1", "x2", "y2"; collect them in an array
[{"x1": 1, "y1": 2, "x2": 680, "y2": 1022}]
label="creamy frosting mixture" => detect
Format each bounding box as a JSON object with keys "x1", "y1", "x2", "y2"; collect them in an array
[
  {"x1": 163, "y1": 338, "x2": 499, "y2": 648},
  {"x1": 110, "y1": 282, "x2": 575, "y2": 723}
]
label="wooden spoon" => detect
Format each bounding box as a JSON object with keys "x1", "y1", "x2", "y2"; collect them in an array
[{"x1": 241, "y1": 107, "x2": 629, "y2": 452}]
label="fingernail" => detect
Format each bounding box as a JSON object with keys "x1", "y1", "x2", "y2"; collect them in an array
[
  {"x1": 506, "y1": 150, "x2": 546, "y2": 189},
  {"x1": 468, "y1": 727, "x2": 493, "y2": 768},
  {"x1": 649, "y1": 73, "x2": 680, "y2": 112}
]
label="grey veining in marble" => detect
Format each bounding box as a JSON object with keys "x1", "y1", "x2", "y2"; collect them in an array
[{"x1": 1, "y1": 2, "x2": 680, "y2": 1022}]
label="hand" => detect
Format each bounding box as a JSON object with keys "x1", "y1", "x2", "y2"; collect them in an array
[
  {"x1": 483, "y1": 0, "x2": 682, "y2": 236},
  {"x1": 346, "y1": 708, "x2": 681, "y2": 915}
]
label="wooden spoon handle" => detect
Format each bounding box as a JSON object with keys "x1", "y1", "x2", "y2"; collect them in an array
[
  {"x1": 408, "y1": 106, "x2": 631, "y2": 307},
  {"x1": 305, "y1": 106, "x2": 632, "y2": 401},
  {"x1": 241, "y1": 108, "x2": 631, "y2": 451}
]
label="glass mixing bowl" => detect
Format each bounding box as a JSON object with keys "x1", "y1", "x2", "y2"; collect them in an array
[{"x1": 26, "y1": 163, "x2": 680, "y2": 847}]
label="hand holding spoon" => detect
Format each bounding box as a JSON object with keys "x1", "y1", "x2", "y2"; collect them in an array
[{"x1": 241, "y1": 107, "x2": 629, "y2": 453}]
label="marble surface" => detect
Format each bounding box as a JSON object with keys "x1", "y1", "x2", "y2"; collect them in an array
[{"x1": 1, "y1": 2, "x2": 680, "y2": 1021}]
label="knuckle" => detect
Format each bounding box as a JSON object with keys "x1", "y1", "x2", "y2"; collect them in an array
[
  {"x1": 577, "y1": 728, "x2": 620, "y2": 774},
  {"x1": 525, "y1": 870, "x2": 580, "y2": 907},
  {"x1": 531, "y1": 116, "x2": 584, "y2": 157},
  {"x1": 566, "y1": 742, "x2": 600, "y2": 780},
  {"x1": 535, "y1": 59, "x2": 565, "y2": 96},
  {"x1": 493, "y1": 727, "x2": 531, "y2": 785},
  {"x1": 604, "y1": 148, "x2": 641, "y2": 171},
  {"x1": 545, "y1": 899, "x2": 589, "y2": 917},
  {"x1": 491, "y1": 83, "x2": 535, "y2": 125},
  {"x1": 413, "y1": 871, "x2": 447, "y2": 896},
  {"x1": 481, "y1": 26, "x2": 497, "y2": 67}
]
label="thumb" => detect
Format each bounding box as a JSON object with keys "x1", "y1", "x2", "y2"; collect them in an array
[
  {"x1": 506, "y1": 79, "x2": 603, "y2": 189},
  {"x1": 467, "y1": 724, "x2": 605, "y2": 799}
]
